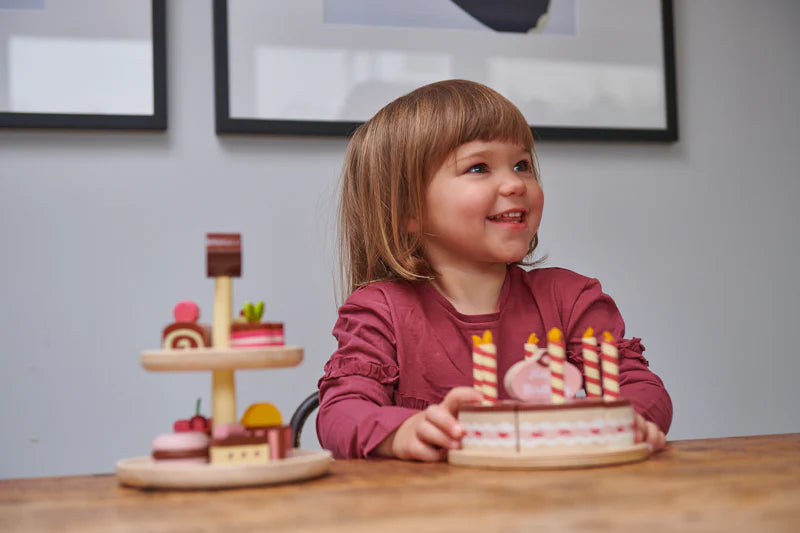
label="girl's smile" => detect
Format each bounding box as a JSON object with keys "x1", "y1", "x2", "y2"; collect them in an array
[{"x1": 487, "y1": 208, "x2": 529, "y2": 226}]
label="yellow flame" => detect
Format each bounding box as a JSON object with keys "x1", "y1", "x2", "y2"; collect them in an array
[
  {"x1": 547, "y1": 328, "x2": 562, "y2": 343},
  {"x1": 527, "y1": 332, "x2": 539, "y2": 345},
  {"x1": 583, "y1": 327, "x2": 594, "y2": 338},
  {"x1": 472, "y1": 330, "x2": 493, "y2": 345},
  {"x1": 603, "y1": 331, "x2": 614, "y2": 343}
]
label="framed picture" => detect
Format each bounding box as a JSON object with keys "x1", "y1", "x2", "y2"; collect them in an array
[
  {"x1": 0, "y1": 0, "x2": 167, "y2": 130},
  {"x1": 214, "y1": 0, "x2": 677, "y2": 141}
]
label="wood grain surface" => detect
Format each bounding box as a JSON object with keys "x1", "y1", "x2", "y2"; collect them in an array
[{"x1": 1, "y1": 434, "x2": 798, "y2": 532}]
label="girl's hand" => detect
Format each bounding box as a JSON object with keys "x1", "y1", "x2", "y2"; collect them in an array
[
  {"x1": 377, "y1": 387, "x2": 483, "y2": 461},
  {"x1": 634, "y1": 413, "x2": 667, "y2": 453}
]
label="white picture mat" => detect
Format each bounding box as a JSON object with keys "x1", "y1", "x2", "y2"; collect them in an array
[
  {"x1": 9, "y1": 37, "x2": 152, "y2": 114},
  {"x1": 0, "y1": 0, "x2": 154, "y2": 115},
  {"x1": 227, "y1": 0, "x2": 667, "y2": 129}
]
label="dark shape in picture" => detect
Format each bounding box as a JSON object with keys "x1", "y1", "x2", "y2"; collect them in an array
[{"x1": 450, "y1": 0, "x2": 552, "y2": 33}]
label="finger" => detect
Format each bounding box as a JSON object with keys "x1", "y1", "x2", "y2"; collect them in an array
[
  {"x1": 651, "y1": 430, "x2": 666, "y2": 453},
  {"x1": 424, "y1": 404, "x2": 463, "y2": 441},
  {"x1": 633, "y1": 414, "x2": 646, "y2": 443},
  {"x1": 643, "y1": 422, "x2": 658, "y2": 452},
  {"x1": 441, "y1": 387, "x2": 484, "y2": 415},
  {"x1": 439, "y1": 388, "x2": 484, "y2": 439},
  {"x1": 416, "y1": 417, "x2": 461, "y2": 449},
  {"x1": 407, "y1": 438, "x2": 448, "y2": 462},
  {"x1": 644, "y1": 422, "x2": 665, "y2": 452}
]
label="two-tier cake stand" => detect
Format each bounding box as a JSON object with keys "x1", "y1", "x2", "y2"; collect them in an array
[{"x1": 115, "y1": 234, "x2": 331, "y2": 489}]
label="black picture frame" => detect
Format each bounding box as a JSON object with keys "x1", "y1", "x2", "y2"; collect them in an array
[
  {"x1": 214, "y1": 0, "x2": 677, "y2": 142},
  {"x1": 0, "y1": 0, "x2": 167, "y2": 131}
]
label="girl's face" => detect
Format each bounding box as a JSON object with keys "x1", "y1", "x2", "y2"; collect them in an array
[{"x1": 416, "y1": 139, "x2": 544, "y2": 272}]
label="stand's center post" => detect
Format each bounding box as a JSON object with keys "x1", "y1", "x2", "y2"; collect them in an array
[{"x1": 206, "y1": 233, "x2": 242, "y2": 428}]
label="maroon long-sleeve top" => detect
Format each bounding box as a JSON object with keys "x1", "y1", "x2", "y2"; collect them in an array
[{"x1": 317, "y1": 266, "x2": 672, "y2": 459}]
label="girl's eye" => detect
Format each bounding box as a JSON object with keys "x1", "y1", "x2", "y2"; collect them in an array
[
  {"x1": 514, "y1": 160, "x2": 532, "y2": 173},
  {"x1": 466, "y1": 163, "x2": 488, "y2": 174}
]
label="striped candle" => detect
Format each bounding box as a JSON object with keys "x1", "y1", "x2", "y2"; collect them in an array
[
  {"x1": 581, "y1": 328, "x2": 603, "y2": 398},
  {"x1": 472, "y1": 330, "x2": 498, "y2": 405},
  {"x1": 547, "y1": 328, "x2": 566, "y2": 404},
  {"x1": 601, "y1": 331, "x2": 620, "y2": 401},
  {"x1": 524, "y1": 332, "x2": 539, "y2": 360}
]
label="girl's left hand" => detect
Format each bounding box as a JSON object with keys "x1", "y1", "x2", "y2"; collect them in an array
[{"x1": 633, "y1": 413, "x2": 666, "y2": 453}]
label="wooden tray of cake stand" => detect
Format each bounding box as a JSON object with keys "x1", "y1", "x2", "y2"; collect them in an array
[
  {"x1": 448, "y1": 443, "x2": 649, "y2": 470},
  {"x1": 116, "y1": 449, "x2": 332, "y2": 490},
  {"x1": 116, "y1": 347, "x2": 332, "y2": 490}
]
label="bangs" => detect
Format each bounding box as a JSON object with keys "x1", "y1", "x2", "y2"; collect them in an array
[
  {"x1": 450, "y1": 90, "x2": 533, "y2": 150},
  {"x1": 416, "y1": 80, "x2": 535, "y2": 173}
]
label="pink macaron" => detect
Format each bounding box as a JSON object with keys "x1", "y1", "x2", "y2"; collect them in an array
[{"x1": 151, "y1": 432, "x2": 209, "y2": 464}]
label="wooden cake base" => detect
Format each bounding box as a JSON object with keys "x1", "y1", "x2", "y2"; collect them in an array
[
  {"x1": 448, "y1": 443, "x2": 649, "y2": 470},
  {"x1": 116, "y1": 449, "x2": 332, "y2": 490}
]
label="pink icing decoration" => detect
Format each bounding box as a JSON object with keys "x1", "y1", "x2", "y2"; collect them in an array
[
  {"x1": 151, "y1": 432, "x2": 209, "y2": 450},
  {"x1": 230, "y1": 327, "x2": 285, "y2": 348},
  {"x1": 212, "y1": 423, "x2": 246, "y2": 440},
  {"x1": 174, "y1": 300, "x2": 200, "y2": 323},
  {"x1": 504, "y1": 357, "x2": 583, "y2": 402}
]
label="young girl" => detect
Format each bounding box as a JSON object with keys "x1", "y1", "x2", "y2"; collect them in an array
[{"x1": 317, "y1": 79, "x2": 671, "y2": 461}]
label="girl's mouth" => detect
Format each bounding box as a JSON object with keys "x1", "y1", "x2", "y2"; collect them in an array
[{"x1": 487, "y1": 209, "x2": 527, "y2": 223}]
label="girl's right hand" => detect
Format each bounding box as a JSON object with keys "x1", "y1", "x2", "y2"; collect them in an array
[{"x1": 376, "y1": 387, "x2": 484, "y2": 461}]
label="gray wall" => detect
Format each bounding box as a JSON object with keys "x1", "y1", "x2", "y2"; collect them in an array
[{"x1": 1, "y1": 0, "x2": 799, "y2": 479}]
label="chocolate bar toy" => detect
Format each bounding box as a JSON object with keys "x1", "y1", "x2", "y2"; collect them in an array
[{"x1": 206, "y1": 233, "x2": 242, "y2": 278}]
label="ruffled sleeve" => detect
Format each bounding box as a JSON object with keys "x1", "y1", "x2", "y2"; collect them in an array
[
  {"x1": 322, "y1": 355, "x2": 399, "y2": 385},
  {"x1": 563, "y1": 278, "x2": 673, "y2": 434},
  {"x1": 316, "y1": 287, "x2": 418, "y2": 458}
]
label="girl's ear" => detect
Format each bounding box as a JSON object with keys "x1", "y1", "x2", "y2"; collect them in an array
[{"x1": 406, "y1": 216, "x2": 419, "y2": 233}]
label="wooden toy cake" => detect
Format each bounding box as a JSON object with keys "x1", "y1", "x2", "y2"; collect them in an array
[
  {"x1": 116, "y1": 233, "x2": 331, "y2": 489},
  {"x1": 448, "y1": 329, "x2": 649, "y2": 469}
]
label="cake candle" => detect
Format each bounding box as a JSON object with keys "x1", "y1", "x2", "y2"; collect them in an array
[
  {"x1": 472, "y1": 330, "x2": 498, "y2": 405},
  {"x1": 582, "y1": 328, "x2": 603, "y2": 399},
  {"x1": 601, "y1": 331, "x2": 620, "y2": 401},
  {"x1": 524, "y1": 332, "x2": 539, "y2": 360},
  {"x1": 547, "y1": 328, "x2": 566, "y2": 404}
]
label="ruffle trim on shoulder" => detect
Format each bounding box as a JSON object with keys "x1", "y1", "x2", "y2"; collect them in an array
[
  {"x1": 619, "y1": 337, "x2": 645, "y2": 353},
  {"x1": 618, "y1": 337, "x2": 649, "y2": 366},
  {"x1": 321, "y1": 356, "x2": 399, "y2": 385},
  {"x1": 565, "y1": 337, "x2": 649, "y2": 367}
]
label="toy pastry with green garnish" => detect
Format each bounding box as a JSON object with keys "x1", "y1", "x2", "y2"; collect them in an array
[{"x1": 231, "y1": 301, "x2": 284, "y2": 347}]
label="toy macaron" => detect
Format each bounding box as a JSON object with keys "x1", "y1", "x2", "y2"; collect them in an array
[{"x1": 151, "y1": 432, "x2": 210, "y2": 464}]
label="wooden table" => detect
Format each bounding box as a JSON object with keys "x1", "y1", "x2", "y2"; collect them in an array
[{"x1": 1, "y1": 434, "x2": 798, "y2": 532}]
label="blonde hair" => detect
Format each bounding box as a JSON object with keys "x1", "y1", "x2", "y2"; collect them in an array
[{"x1": 339, "y1": 79, "x2": 540, "y2": 297}]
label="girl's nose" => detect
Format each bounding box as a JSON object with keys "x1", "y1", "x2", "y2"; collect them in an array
[{"x1": 498, "y1": 169, "x2": 527, "y2": 196}]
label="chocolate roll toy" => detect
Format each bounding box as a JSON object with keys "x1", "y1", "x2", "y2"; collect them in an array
[{"x1": 162, "y1": 301, "x2": 210, "y2": 349}]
